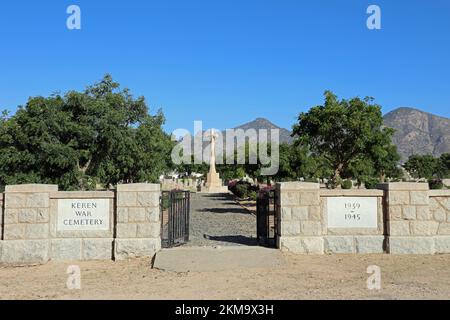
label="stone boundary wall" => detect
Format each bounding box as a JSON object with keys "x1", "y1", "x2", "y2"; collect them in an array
[
  {"x1": 0, "y1": 193, "x2": 3, "y2": 240},
  {"x1": 162, "y1": 178, "x2": 198, "y2": 192},
  {"x1": 319, "y1": 189, "x2": 385, "y2": 254},
  {"x1": 379, "y1": 184, "x2": 450, "y2": 254},
  {"x1": 49, "y1": 191, "x2": 115, "y2": 262},
  {"x1": 0, "y1": 183, "x2": 161, "y2": 264},
  {"x1": 277, "y1": 182, "x2": 450, "y2": 255},
  {"x1": 115, "y1": 184, "x2": 161, "y2": 260},
  {"x1": 276, "y1": 183, "x2": 385, "y2": 254}
]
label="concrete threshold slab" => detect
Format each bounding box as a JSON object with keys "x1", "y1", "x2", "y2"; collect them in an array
[{"x1": 153, "y1": 246, "x2": 285, "y2": 272}]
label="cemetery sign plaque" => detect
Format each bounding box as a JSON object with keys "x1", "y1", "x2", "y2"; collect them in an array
[{"x1": 57, "y1": 199, "x2": 110, "y2": 231}]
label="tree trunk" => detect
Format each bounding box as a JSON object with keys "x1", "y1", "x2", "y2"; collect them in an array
[
  {"x1": 77, "y1": 159, "x2": 92, "y2": 191},
  {"x1": 333, "y1": 164, "x2": 343, "y2": 181}
]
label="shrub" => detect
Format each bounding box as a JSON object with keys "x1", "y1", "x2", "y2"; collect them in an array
[
  {"x1": 229, "y1": 180, "x2": 259, "y2": 199},
  {"x1": 341, "y1": 180, "x2": 353, "y2": 189},
  {"x1": 364, "y1": 177, "x2": 380, "y2": 190},
  {"x1": 248, "y1": 191, "x2": 257, "y2": 201},
  {"x1": 235, "y1": 184, "x2": 249, "y2": 198},
  {"x1": 429, "y1": 179, "x2": 444, "y2": 190},
  {"x1": 326, "y1": 177, "x2": 341, "y2": 189},
  {"x1": 228, "y1": 180, "x2": 237, "y2": 189}
]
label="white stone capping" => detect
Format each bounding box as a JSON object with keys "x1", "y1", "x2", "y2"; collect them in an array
[
  {"x1": 117, "y1": 183, "x2": 160, "y2": 192},
  {"x1": 377, "y1": 182, "x2": 429, "y2": 191},
  {"x1": 320, "y1": 189, "x2": 384, "y2": 197},
  {"x1": 429, "y1": 190, "x2": 450, "y2": 197},
  {"x1": 5, "y1": 184, "x2": 59, "y2": 193},
  {"x1": 50, "y1": 191, "x2": 115, "y2": 199},
  {"x1": 276, "y1": 182, "x2": 320, "y2": 191}
]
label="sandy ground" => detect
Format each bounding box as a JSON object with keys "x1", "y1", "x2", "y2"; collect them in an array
[{"x1": 1, "y1": 253, "x2": 449, "y2": 300}]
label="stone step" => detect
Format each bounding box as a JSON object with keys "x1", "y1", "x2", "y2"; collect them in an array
[{"x1": 153, "y1": 246, "x2": 285, "y2": 272}]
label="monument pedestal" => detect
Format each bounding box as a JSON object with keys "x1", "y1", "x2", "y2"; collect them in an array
[{"x1": 201, "y1": 172, "x2": 229, "y2": 194}]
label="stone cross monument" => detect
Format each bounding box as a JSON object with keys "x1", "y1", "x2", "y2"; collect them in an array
[
  {"x1": 209, "y1": 130, "x2": 217, "y2": 175},
  {"x1": 202, "y1": 129, "x2": 228, "y2": 193}
]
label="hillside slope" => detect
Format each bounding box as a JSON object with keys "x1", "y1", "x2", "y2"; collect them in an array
[{"x1": 383, "y1": 107, "x2": 450, "y2": 162}]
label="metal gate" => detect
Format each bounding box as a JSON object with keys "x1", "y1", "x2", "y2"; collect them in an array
[
  {"x1": 256, "y1": 189, "x2": 278, "y2": 248},
  {"x1": 161, "y1": 190, "x2": 190, "y2": 248}
]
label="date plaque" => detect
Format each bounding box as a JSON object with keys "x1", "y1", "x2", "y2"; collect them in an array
[{"x1": 327, "y1": 197, "x2": 378, "y2": 229}]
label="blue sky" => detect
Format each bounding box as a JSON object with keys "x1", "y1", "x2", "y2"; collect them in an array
[{"x1": 0, "y1": 0, "x2": 449, "y2": 133}]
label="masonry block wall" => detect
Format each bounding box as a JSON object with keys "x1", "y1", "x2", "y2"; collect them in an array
[
  {"x1": 2, "y1": 185, "x2": 56, "y2": 263},
  {"x1": 430, "y1": 191, "x2": 450, "y2": 233},
  {"x1": 320, "y1": 189, "x2": 385, "y2": 254},
  {"x1": 277, "y1": 182, "x2": 385, "y2": 254},
  {"x1": 277, "y1": 182, "x2": 450, "y2": 255},
  {"x1": 380, "y1": 183, "x2": 450, "y2": 254},
  {"x1": 49, "y1": 191, "x2": 115, "y2": 261},
  {"x1": 115, "y1": 183, "x2": 161, "y2": 260},
  {"x1": 0, "y1": 183, "x2": 162, "y2": 264},
  {"x1": 430, "y1": 190, "x2": 450, "y2": 253},
  {"x1": 0, "y1": 193, "x2": 4, "y2": 257},
  {"x1": 276, "y1": 182, "x2": 324, "y2": 254},
  {"x1": 0, "y1": 193, "x2": 4, "y2": 240}
]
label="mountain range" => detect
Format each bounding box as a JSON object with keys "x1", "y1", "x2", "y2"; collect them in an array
[
  {"x1": 231, "y1": 108, "x2": 450, "y2": 162},
  {"x1": 383, "y1": 107, "x2": 450, "y2": 161}
]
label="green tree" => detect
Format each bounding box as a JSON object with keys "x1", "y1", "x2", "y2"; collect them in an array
[
  {"x1": 274, "y1": 143, "x2": 326, "y2": 182},
  {"x1": 403, "y1": 154, "x2": 441, "y2": 180},
  {"x1": 439, "y1": 153, "x2": 450, "y2": 178},
  {"x1": 292, "y1": 91, "x2": 400, "y2": 186},
  {"x1": 176, "y1": 154, "x2": 208, "y2": 178},
  {"x1": 0, "y1": 75, "x2": 173, "y2": 190}
]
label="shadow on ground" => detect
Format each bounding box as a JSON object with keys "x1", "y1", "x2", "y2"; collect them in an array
[
  {"x1": 202, "y1": 234, "x2": 258, "y2": 246},
  {"x1": 201, "y1": 193, "x2": 232, "y2": 200},
  {"x1": 199, "y1": 207, "x2": 251, "y2": 214}
]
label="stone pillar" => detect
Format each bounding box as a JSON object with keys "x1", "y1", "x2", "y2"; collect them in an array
[
  {"x1": 1, "y1": 185, "x2": 57, "y2": 263},
  {"x1": 379, "y1": 182, "x2": 437, "y2": 254},
  {"x1": 115, "y1": 183, "x2": 161, "y2": 260},
  {"x1": 276, "y1": 182, "x2": 323, "y2": 254},
  {"x1": 429, "y1": 190, "x2": 450, "y2": 253},
  {"x1": 0, "y1": 192, "x2": 4, "y2": 240},
  {"x1": 0, "y1": 192, "x2": 4, "y2": 258}
]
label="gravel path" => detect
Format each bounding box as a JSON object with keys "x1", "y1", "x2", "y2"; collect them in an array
[{"x1": 187, "y1": 193, "x2": 257, "y2": 247}]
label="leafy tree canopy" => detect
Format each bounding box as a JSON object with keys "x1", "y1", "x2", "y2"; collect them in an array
[
  {"x1": 404, "y1": 154, "x2": 449, "y2": 180},
  {"x1": 274, "y1": 143, "x2": 330, "y2": 182},
  {"x1": 0, "y1": 75, "x2": 173, "y2": 190},
  {"x1": 292, "y1": 91, "x2": 401, "y2": 186}
]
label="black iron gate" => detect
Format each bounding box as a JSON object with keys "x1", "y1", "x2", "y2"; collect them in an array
[
  {"x1": 161, "y1": 190, "x2": 190, "y2": 248},
  {"x1": 256, "y1": 189, "x2": 278, "y2": 248}
]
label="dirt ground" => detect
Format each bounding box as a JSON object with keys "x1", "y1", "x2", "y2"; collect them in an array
[{"x1": 1, "y1": 253, "x2": 449, "y2": 300}]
